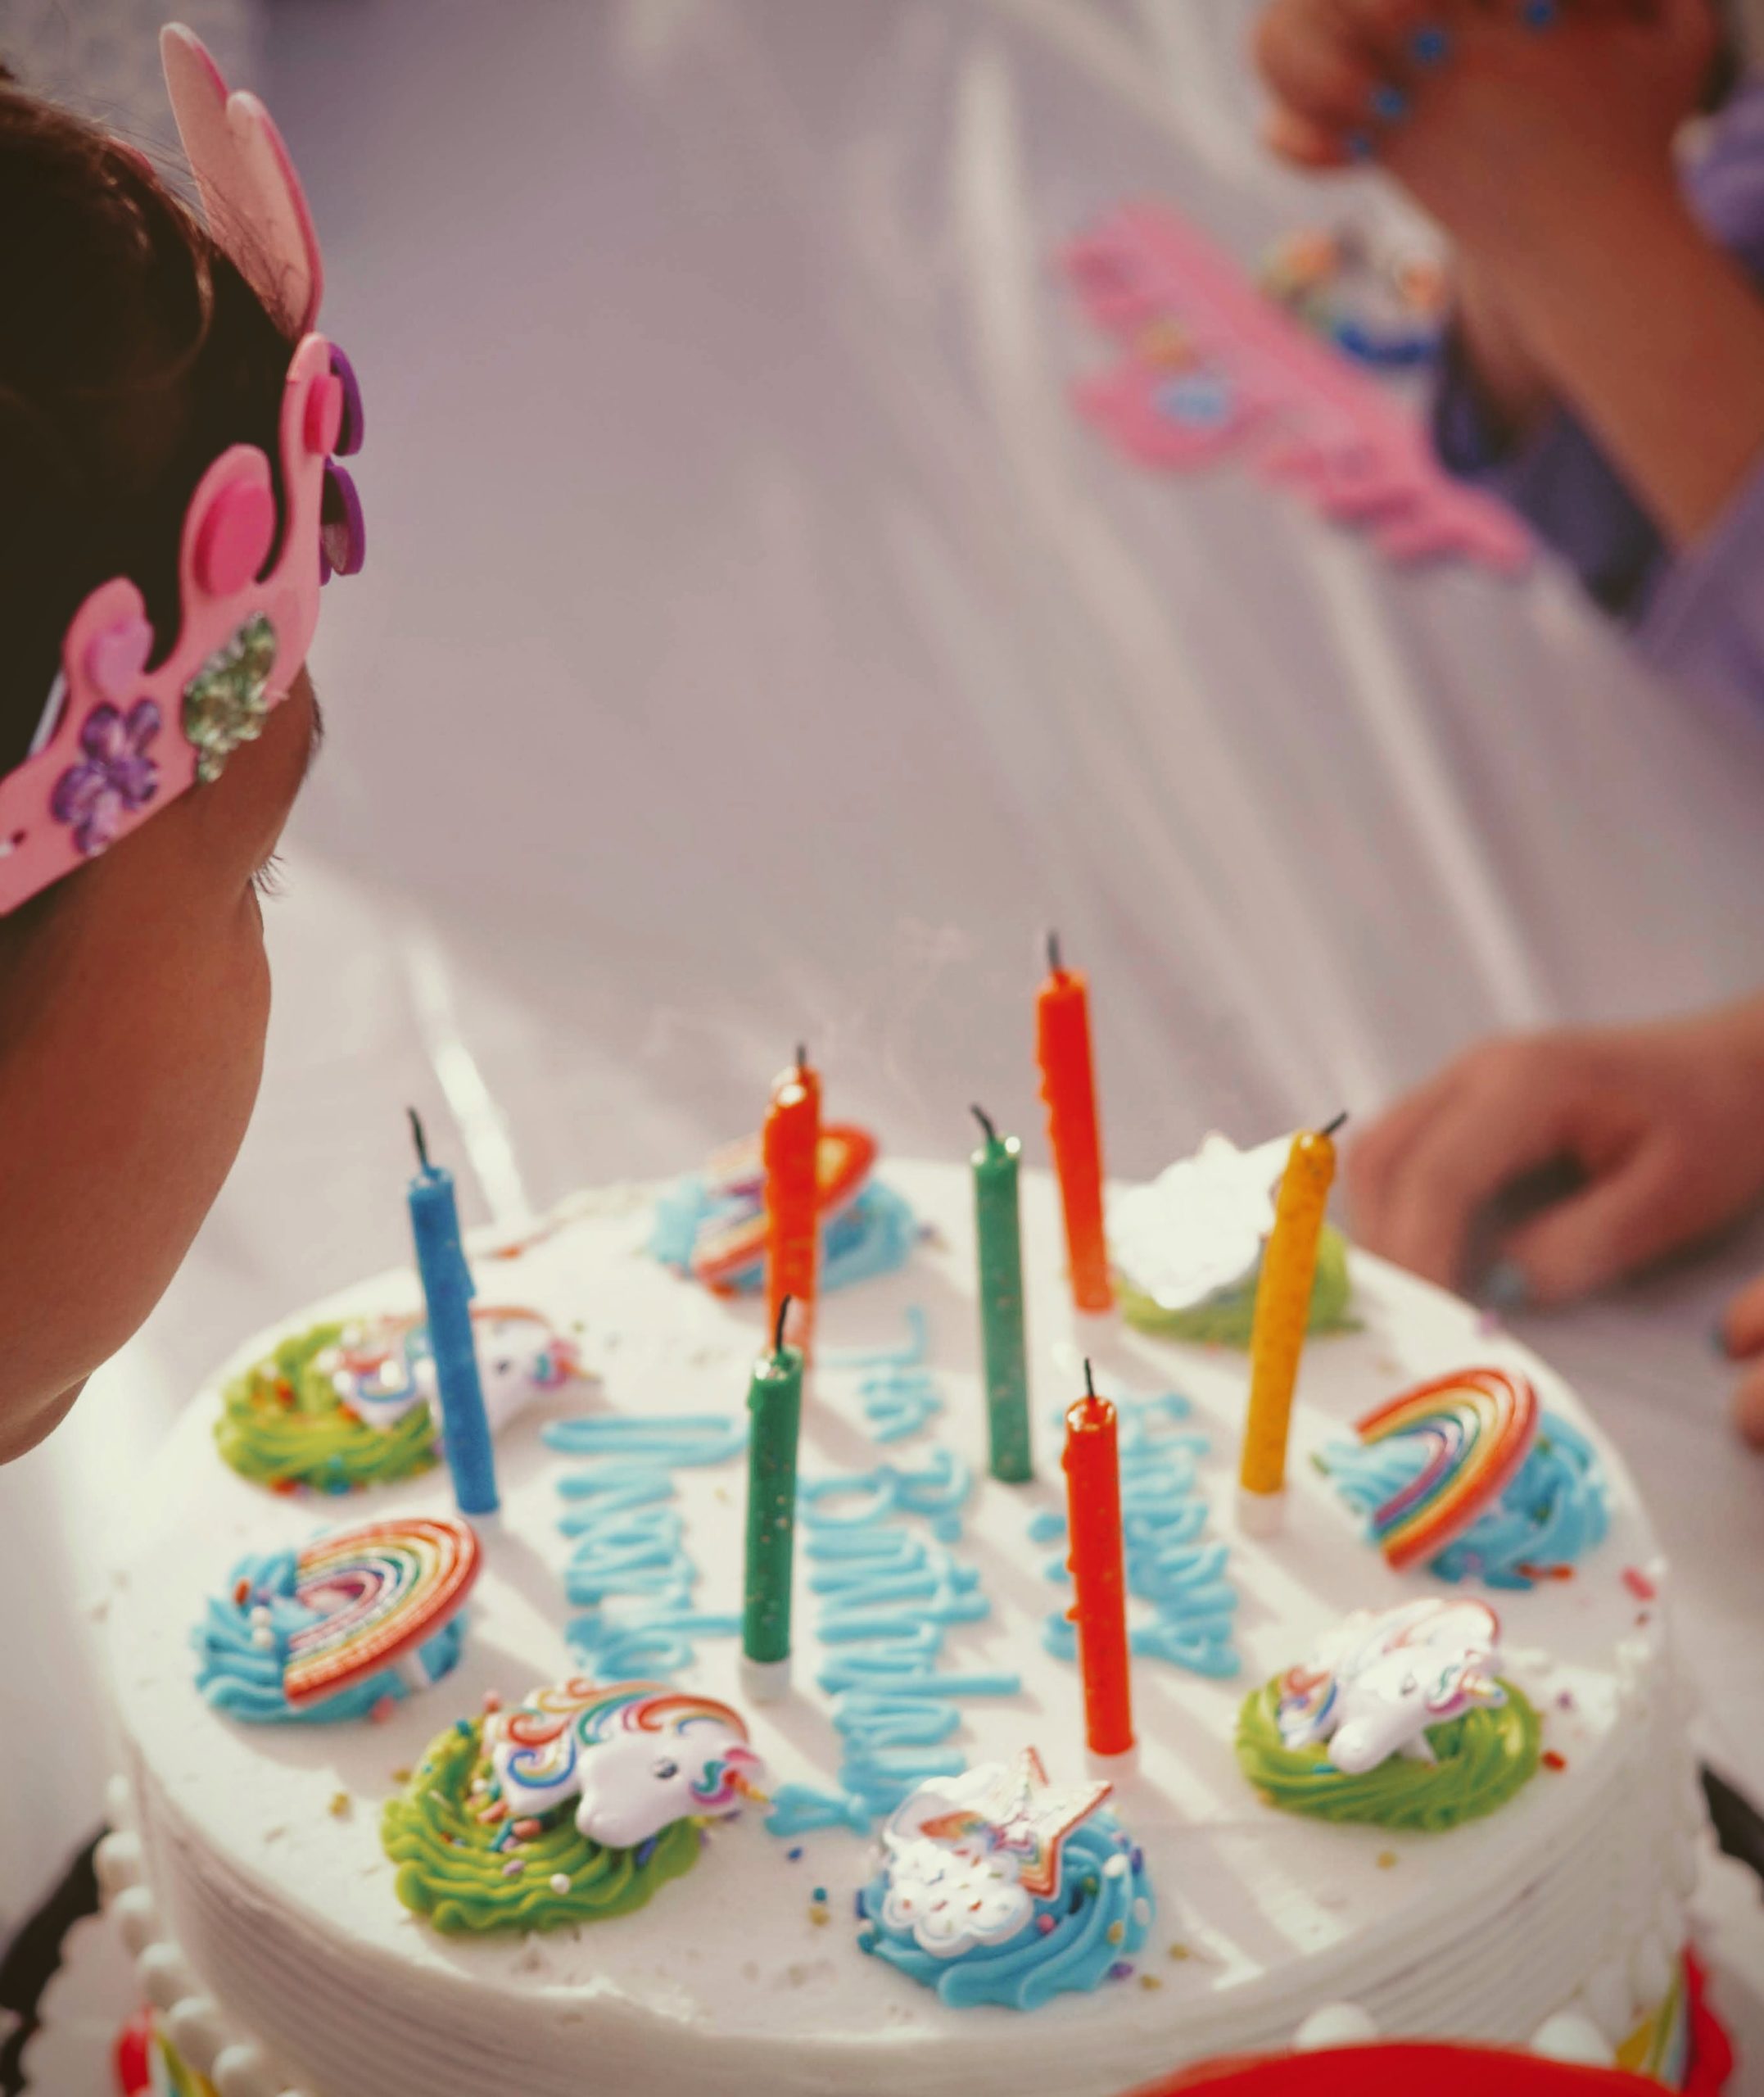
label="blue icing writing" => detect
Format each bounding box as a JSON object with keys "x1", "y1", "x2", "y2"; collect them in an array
[
  {"x1": 824, "y1": 1309, "x2": 944, "y2": 1444},
  {"x1": 543, "y1": 1414, "x2": 746, "y2": 1677},
  {"x1": 1319, "y1": 1410, "x2": 1609, "y2": 1589},
  {"x1": 766, "y1": 1786, "x2": 874, "y2": 1837},
  {"x1": 859, "y1": 1368, "x2": 942, "y2": 1444},
  {"x1": 651, "y1": 1178, "x2": 919, "y2": 1293},
  {"x1": 1038, "y1": 1388, "x2": 1241, "y2": 1680},
  {"x1": 763, "y1": 1457, "x2": 1018, "y2": 1837},
  {"x1": 192, "y1": 1548, "x2": 464, "y2": 1724},
  {"x1": 824, "y1": 1307, "x2": 929, "y2": 1372},
  {"x1": 857, "y1": 1812, "x2": 1154, "y2": 2009}
]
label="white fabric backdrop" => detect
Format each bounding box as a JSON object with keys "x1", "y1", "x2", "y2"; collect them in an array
[{"x1": 8, "y1": 0, "x2": 1764, "y2": 1934}]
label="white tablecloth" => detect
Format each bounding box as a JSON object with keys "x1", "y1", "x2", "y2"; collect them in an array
[{"x1": 9, "y1": 0, "x2": 1764, "y2": 1931}]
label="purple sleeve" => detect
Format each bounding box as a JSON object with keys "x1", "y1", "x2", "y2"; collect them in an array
[
  {"x1": 1431, "y1": 78, "x2": 1764, "y2": 646},
  {"x1": 1636, "y1": 462, "x2": 1764, "y2": 697},
  {"x1": 1432, "y1": 336, "x2": 1667, "y2": 617}
]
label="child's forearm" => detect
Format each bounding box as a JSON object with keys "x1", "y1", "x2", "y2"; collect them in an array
[
  {"x1": 1451, "y1": 256, "x2": 1556, "y2": 450},
  {"x1": 1470, "y1": 172, "x2": 1764, "y2": 547}
]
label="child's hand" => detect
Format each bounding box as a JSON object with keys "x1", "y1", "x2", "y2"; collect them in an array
[
  {"x1": 1718, "y1": 1275, "x2": 1764, "y2": 1445},
  {"x1": 1346, "y1": 999, "x2": 1764, "y2": 1304},
  {"x1": 1256, "y1": 0, "x2": 1715, "y2": 251}
]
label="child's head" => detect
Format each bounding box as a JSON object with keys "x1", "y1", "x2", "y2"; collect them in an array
[{"x1": 0, "y1": 62, "x2": 329, "y2": 1456}]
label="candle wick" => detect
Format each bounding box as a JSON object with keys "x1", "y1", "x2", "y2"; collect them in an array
[
  {"x1": 774, "y1": 1293, "x2": 793, "y2": 1356},
  {"x1": 970, "y1": 1103, "x2": 997, "y2": 1145},
  {"x1": 1319, "y1": 1110, "x2": 1349, "y2": 1139},
  {"x1": 407, "y1": 1106, "x2": 431, "y2": 1171},
  {"x1": 795, "y1": 1042, "x2": 808, "y2": 1072},
  {"x1": 1046, "y1": 929, "x2": 1063, "y2": 974},
  {"x1": 1083, "y1": 1356, "x2": 1097, "y2": 1398}
]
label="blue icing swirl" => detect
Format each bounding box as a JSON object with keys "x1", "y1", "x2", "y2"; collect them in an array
[
  {"x1": 650, "y1": 1178, "x2": 918, "y2": 1292},
  {"x1": 1321, "y1": 1411, "x2": 1608, "y2": 1589},
  {"x1": 192, "y1": 1548, "x2": 465, "y2": 1724},
  {"x1": 857, "y1": 1814, "x2": 1153, "y2": 2010}
]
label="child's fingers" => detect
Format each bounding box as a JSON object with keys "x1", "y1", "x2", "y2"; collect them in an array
[
  {"x1": 1732, "y1": 1358, "x2": 1764, "y2": 1448},
  {"x1": 1345, "y1": 1065, "x2": 1472, "y2": 1245},
  {"x1": 1332, "y1": 0, "x2": 1468, "y2": 72},
  {"x1": 1255, "y1": 0, "x2": 1391, "y2": 142},
  {"x1": 1491, "y1": 0, "x2": 1663, "y2": 23},
  {"x1": 1264, "y1": 106, "x2": 1359, "y2": 170},
  {"x1": 1495, "y1": 1136, "x2": 1690, "y2": 1306},
  {"x1": 1720, "y1": 1271, "x2": 1764, "y2": 1360}
]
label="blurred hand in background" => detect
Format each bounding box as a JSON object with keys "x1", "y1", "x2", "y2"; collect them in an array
[{"x1": 1346, "y1": 997, "x2": 1764, "y2": 1441}]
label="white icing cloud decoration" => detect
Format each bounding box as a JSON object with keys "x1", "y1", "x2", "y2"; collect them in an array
[
  {"x1": 1107, "y1": 1134, "x2": 1291, "y2": 1311},
  {"x1": 880, "y1": 1751, "x2": 1112, "y2": 1959},
  {"x1": 1277, "y1": 1598, "x2": 1507, "y2": 1775}
]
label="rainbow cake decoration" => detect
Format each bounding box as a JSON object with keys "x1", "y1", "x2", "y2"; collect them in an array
[
  {"x1": 213, "y1": 1305, "x2": 581, "y2": 1494},
  {"x1": 1348, "y1": 1368, "x2": 1540, "y2": 1570},
  {"x1": 194, "y1": 1514, "x2": 480, "y2": 1724},
  {"x1": 1315, "y1": 1366, "x2": 1611, "y2": 1587},
  {"x1": 856, "y1": 1751, "x2": 1155, "y2": 2010},
  {"x1": 1237, "y1": 1597, "x2": 1543, "y2": 1831},
  {"x1": 383, "y1": 1678, "x2": 767, "y2": 1934},
  {"x1": 653, "y1": 1121, "x2": 920, "y2": 1296}
]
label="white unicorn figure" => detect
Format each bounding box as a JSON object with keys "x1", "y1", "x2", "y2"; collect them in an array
[
  {"x1": 319, "y1": 1306, "x2": 581, "y2": 1435},
  {"x1": 486, "y1": 1680, "x2": 766, "y2": 1848},
  {"x1": 1276, "y1": 1598, "x2": 1507, "y2": 1775}
]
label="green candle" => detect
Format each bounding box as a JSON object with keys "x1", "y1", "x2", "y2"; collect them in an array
[
  {"x1": 971, "y1": 1105, "x2": 1032, "y2": 1483},
  {"x1": 742, "y1": 1295, "x2": 803, "y2": 1691}
]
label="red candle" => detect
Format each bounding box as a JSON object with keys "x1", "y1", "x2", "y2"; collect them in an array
[
  {"x1": 1062, "y1": 1364, "x2": 1133, "y2": 1755},
  {"x1": 1037, "y1": 934, "x2": 1114, "y2": 1313},
  {"x1": 763, "y1": 1048, "x2": 822, "y2": 1361}
]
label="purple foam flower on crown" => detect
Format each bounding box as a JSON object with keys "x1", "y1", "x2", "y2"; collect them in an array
[{"x1": 49, "y1": 699, "x2": 162, "y2": 857}]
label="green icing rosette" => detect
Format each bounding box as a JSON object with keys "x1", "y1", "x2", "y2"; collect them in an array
[
  {"x1": 382, "y1": 1714, "x2": 702, "y2": 1935},
  {"x1": 1235, "y1": 1674, "x2": 1541, "y2": 1832},
  {"x1": 1119, "y1": 1224, "x2": 1355, "y2": 1348},
  {"x1": 214, "y1": 1321, "x2": 438, "y2": 1493}
]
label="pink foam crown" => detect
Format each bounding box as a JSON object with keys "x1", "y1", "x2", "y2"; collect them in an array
[{"x1": 0, "y1": 25, "x2": 362, "y2": 914}]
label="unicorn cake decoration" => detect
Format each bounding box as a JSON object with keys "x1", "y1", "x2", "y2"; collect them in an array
[
  {"x1": 1237, "y1": 1597, "x2": 1545, "y2": 1830},
  {"x1": 1273, "y1": 1598, "x2": 1508, "y2": 1774},
  {"x1": 485, "y1": 1680, "x2": 767, "y2": 1848}
]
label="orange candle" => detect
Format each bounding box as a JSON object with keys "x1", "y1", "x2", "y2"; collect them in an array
[
  {"x1": 1239, "y1": 1114, "x2": 1344, "y2": 1534},
  {"x1": 763, "y1": 1048, "x2": 821, "y2": 1360},
  {"x1": 1037, "y1": 934, "x2": 1114, "y2": 1313},
  {"x1": 1062, "y1": 1363, "x2": 1133, "y2": 1756}
]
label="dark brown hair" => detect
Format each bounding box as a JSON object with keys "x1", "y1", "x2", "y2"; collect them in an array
[{"x1": 0, "y1": 66, "x2": 293, "y2": 775}]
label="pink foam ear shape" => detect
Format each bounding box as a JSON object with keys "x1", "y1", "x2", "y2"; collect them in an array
[
  {"x1": 161, "y1": 24, "x2": 323, "y2": 337},
  {"x1": 195, "y1": 479, "x2": 278, "y2": 596},
  {"x1": 304, "y1": 373, "x2": 345, "y2": 458},
  {"x1": 84, "y1": 616, "x2": 155, "y2": 704}
]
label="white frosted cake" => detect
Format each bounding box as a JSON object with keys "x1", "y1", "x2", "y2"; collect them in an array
[{"x1": 96, "y1": 1156, "x2": 1716, "y2": 2097}]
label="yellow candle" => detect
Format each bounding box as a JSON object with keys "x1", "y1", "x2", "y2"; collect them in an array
[{"x1": 1239, "y1": 1116, "x2": 1343, "y2": 1531}]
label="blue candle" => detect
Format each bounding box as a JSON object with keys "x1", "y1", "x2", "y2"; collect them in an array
[{"x1": 405, "y1": 1108, "x2": 498, "y2": 1516}]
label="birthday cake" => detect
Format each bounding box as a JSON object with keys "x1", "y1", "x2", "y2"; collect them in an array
[{"x1": 95, "y1": 1148, "x2": 1716, "y2": 2097}]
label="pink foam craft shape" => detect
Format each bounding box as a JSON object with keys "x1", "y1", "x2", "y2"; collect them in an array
[
  {"x1": 0, "y1": 25, "x2": 360, "y2": 914},
  {"x1": 84, "y1": 618, "x2": 153, "y2": 704},
  {"x1": 159, "y1": 22, "x2": 322, "y2": 337},
  {"x1": 1063, "y1": 202, "x2": 1530, "y2": 577}
]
